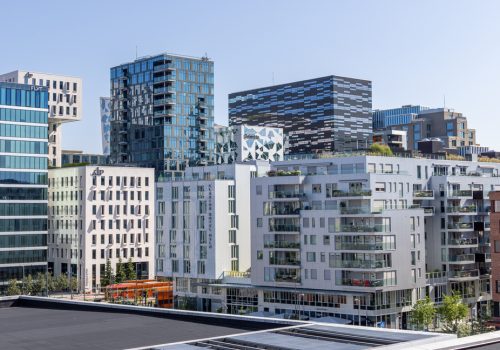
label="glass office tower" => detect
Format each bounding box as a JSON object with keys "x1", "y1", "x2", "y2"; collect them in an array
[
  {"x1": 0, "y1": 82, "x2": 49, "y2": 288},
  {"x1": 229, "y1": 75, "x2": 372, "y2": 154},
  {"x1": 110, "y1": 53, "x2": 215, "y2": 179}
]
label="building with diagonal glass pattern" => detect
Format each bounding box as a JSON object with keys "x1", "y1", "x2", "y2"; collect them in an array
[
  {"x1": 228, "y1": 75, "x2": 372, "y2": 154},
  {"x1": 109, "y1": 53, "x2": 214, "y2": 180},
  {"x1": 0, "y1": 82, "x2": 49, "y2": 288}
]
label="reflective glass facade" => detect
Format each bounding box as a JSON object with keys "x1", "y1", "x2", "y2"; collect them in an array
[
  {"x1": 0, "y1": 82, "x2": 48, "y2": 288},
  {"x1": 110, "y1": 54, "x2": 214, "y2": 179},
  {"x1": 229, "y1": 75, "x2": 372, "y2": 153},
  {"x1": 372, "y1": 105, "x2": 429, "y2": 129}
]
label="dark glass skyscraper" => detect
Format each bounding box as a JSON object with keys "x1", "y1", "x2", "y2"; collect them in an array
[
  {"x1": 0, "y1": 82, "x2": 48, "y2": 287},
  {"x1": 110, "y1": 53, "x2": 214, "y2": 179},
  {"x1": 229, "y1": 75, "x2": 372, "y2": 154}
]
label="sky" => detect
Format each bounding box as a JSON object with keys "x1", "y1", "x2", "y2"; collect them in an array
[{"x1": 1, "y1": 0, "x2": 499, "y2": 152}]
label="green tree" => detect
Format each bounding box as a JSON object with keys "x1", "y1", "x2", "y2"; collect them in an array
[
  {"x1": 412, "y1": 296, "x2": 436, "y2": 330},
  {"x1": 438, "y1": 293, "x2": 469, "y2": 335},
  {"x1": 101, "y1": 259, "x2": 113, "y2": 287},
  {"x1": 69, "y1": 277, "x2": 78, "y2": 292},
  {"x1": 54, "y1": 274, "x2": 68, "y2": 292},
  {"x1": 125, "y1": 258, "x2": 137, "y2": 281},
  {"x1": 22, "y1": 275, "x2": 35, "y2": 295},
  {"x1": 369, "y1": 143, "x2": 393, "y2": 156},
  {"x1": 6, "y1": 279, "x2": 21, "y2": 296},
  {"x1": 115, "y1": 258, "x2": 126, "y2": 283}
]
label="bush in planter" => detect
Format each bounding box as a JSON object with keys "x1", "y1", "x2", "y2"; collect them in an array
[{"x1": 267, "y1": 170, "x2": 277, "y2": 177}]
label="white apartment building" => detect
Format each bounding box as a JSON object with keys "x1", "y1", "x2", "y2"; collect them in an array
[
  {"x1": 48, "y1": 165, "x2": 154, "y2": 292},
  {"x1": 155, "y1": 162, "x2": 270, "y2": 311},
  {"x1": 162, "y1": 154, "x2": 500, "y2": 328},
  {"x1": 0, "y1": 70, "x2": 82, "y2": 167}
]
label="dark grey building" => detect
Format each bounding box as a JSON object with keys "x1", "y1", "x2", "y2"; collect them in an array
[
  {"x1": 110, "y1": 53, "x2": 214, "y2": 179},
  {"x1": 228, "y1": 75, "x2": 372, "y2": 154}
]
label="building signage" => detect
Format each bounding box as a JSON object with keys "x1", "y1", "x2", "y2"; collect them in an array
[
  {"x1": 243, "y1": 133, "x2": 260, "y2": 140},
  {"x1": 91, "y1": 167, "x2": 104, "y2": 176}
]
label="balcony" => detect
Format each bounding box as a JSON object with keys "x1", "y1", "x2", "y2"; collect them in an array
[
  {"x1": 448, "y1": 222, "x2": 473, "y2": 230},
  {"x1": 269, "y1": 258, "x2": 301, "y2": 266},
  {"x1": 154, "y1": 109, "x2": 175, "y2": 118},
  {"x1": 153, "y1": 86, "x2": 176, "y2": 94},
  {"x1": 447, "y1": 238, "x2": 478, "y2": 246},
  {"x1": 448, "y1": 269, "x2": 479, "y2": 280},
  {"x1": 268, "y1": 191, "x2": 305, "y2": 199},
  {"x1": 153, "y1": 74, "x2": 175, "y2": 83},
  {"x1": 337, "y1": 278, "x2": 385, "y2": 288},
  {"x1": 339, "y1": 207, "x2": 371, "y2": 215},
  {"x1": 264, "y1": 241, "x2": 300, "y2": 249},
  {"x1": 449, "y1": 190, "x2": 473, "y2": 198},
  {"x1": 153, "y1": 63, "x2": 175, "y2": 72},
  {"x1": 333, "y1": 260, "x2": 390, "y2": 269},
  {"x1": 335, "y1": 242, "x2": 395, "y2": 251},
  {"x1": 413, "y1": 190, "x2": 434, "y2": 199},
  {"x1": 448, "y1": 254, "x2": 475, "y2": 263},
  {"x1": 153, "y1": 98, "x2": 175, "y2": 106},
  {"x1": 339, "y1": 224, "x2": 388, "y2": 233},
  {"x1": 447, "y1": 206, "x2": 477, "y2": 214},
  {"x1": 268, "y1": 224, "x2": 300, "y2": 232},
  {"x1": 330, "y1": 190, "x2": 372, "y2": 198}
]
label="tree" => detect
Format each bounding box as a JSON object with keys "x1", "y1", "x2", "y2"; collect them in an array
[
  {"x1": 412, "y1": 296, "x2": 436, "y2": 331},
  {"x1": 125, "y1": 258, "x2": 137, "y2": 281},
  {"x1": 438, "y1": 293, "x2": 469, "y2": 335},
  {"x1": 6, "y1": 279, "x2": 21, "y2": 296},
  {"x1": 115, "y1": 258, "x2": 126, "y2": 284},
  {"x1": 54, "y1": 274, "x2": 68, "y2": 292},
  {"x1": 101, "y1": 259, "x2": 113, "y2": 287},
  {"x1": 369, "y1": 143, "x2": 393, "y2": 156},
  {"x1": 22, "y1": 275, "x2": 35, "y2": 295},
  {"x1": 69, "y1": 277, "x2": 78, "y2": 292}
]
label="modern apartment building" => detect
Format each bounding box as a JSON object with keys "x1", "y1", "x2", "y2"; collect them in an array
[
  {"x1": 0, "y1": 82, "x2": 49, "y2": 287},
  {"x1": 214, "y1": 124, "x2": 284, "y2": 164},
  {"x1": 48, "y1": 165, "x2": 155, "y2": 292},
  {"x1": 163, "y1": 154, "x2": 499, "y2": 328},
  {"x1": 155, "y1": 162, "x2": 270, "y2": 311},
  {"x1": 109, "y1": 53, "x2": 214, "y2": 179},
  {"x1": 373, "y1": 129, "x2": 407, "y2": 152},
  {"x1": 228, "y1": 75, "x2": 372, "y2": 154},
  {"x1": 490, "y1": 191, "x2": 500, "y2": 323},
  {"x1": 375, "y1": 107, "x2": 478, "y2": 151},
  {"x1": 100, "y1": 97, "x2": 111, "y2": 155},
  {"x1": 372, "y1": 105, "x2": 429, "y2": 130},
  {"x1": 0, "y1": 71, "x2": 82, "y2": 167}
]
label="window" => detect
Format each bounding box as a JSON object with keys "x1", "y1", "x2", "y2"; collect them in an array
[
  {"x1": 307, "y1": 252, "x2": 316, "y2": 262},
  {"x1": 323, "y1": 235, "x2": 330, "y2": 245}
]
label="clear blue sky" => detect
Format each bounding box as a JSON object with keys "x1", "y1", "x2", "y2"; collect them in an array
[{"x1": 1, "y1": 0, "x2": 499, "y2": 152}]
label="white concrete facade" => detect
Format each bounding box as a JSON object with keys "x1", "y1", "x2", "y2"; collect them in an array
[
  {"x1": 0, "y1": 70, "x2": 82, "y2": 167},
  {"x1": 48, "y1": 165, "x2": 155, "y2": 292},
  {"x1": 155, "y1": 162, "x2": 270, "y2": 308}
]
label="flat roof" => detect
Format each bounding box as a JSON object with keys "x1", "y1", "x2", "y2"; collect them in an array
[{"x1": 0, "y1": 296, "x2": 475, "y2": 350}]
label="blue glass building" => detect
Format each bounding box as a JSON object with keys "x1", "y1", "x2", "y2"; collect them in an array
[
  {"x1": 0, "y1": 82, "x2": 48, "y2": 287},
  {"x1": 109, "y1": 53, "x2": 214, "y2": 179},
  {"x1": 229, "y1": 75, "x2": 372, "y2": 153},
  {"x1": 372, "y1": 105, "x2": 429, "y2": 130}
]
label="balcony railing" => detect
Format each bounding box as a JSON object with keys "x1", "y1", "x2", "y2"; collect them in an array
[
  {"x1": 333, "y1": 260, "x2": 390, "y2": 269},
  {"x1": 447, "y1": 206, "x2": 477, "y2": 213},
  {"x1": 449, "y1": 190, "x2": 473, "y2": 197},
  {"x1": 269, "y1": 258, "x2": 301, "y2": 266},
  {"x1": 448, "y1": 222, "x2": 473, "y2": 230},
  {"x1": 448, "y1": 254, "x2": 475, "y2": 263},
  {"x1": 337, "y1": 278, "x2": 385, "y2": 287},
  {"x1": 339, "y1": 207, "x2": 371, "y2": 215},
  {"x1": 413, "y1": 190, "x2": 434, "y2": 198},
  {"x1": 335, "y1": 243, "x2": 395, "y2": 251},
  {"x1": 153, "y1": 98, "x2": 175, "y2": 105},
  {"x1": 339, "y1": 224, "x2": 388, "y2": 233},
  {"x1": 449, "y1": 270, "x2": 479, "y2": 279},
  {"x1": 330, "y1": 190, "x2": 372, "y2": 197},
  {"x1": 153, "y1": 86, "x2": 176, "y2": 94},
  {"x1": 268, "y1": 224, "x2": 300, "y2": 232},
  {"x1": 264, "y1": 241, "x2": 300, "y2": 249},
  {"x1": 448, "y1": 238, "x2": 478, "y2": 246},
  {"x1": 268, "y1": 191, "x2": 305, "y2": 199},
  {"x1": 153, "y1": 63, "x2": 175, "y2": 71}
]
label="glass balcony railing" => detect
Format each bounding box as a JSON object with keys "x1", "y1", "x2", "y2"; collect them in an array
[
  {"x1": 448, "y1": 222, "x2": 473, "y2": 230},
  {"x1": 268, "y1": 225, "x2": 300, "y2": 232},
  {"x1": 447, "y1": 206, "x2": 477, "y2": 213},
  {"x1": 448, "y1": 238, "x2": 478, "y2": 246},
  {"x1": 268, "y1": 191, "x2": 305, "y2": 199},
  {"x1": 339, "y1": 224, "x2": 388, "y2": 233},
  {"x1": 449, "y1": 270, "x2": 479, "y2": 279},
  {"x1": 337, "y1": 278, "x2": 385, "y2": 287},
  {"x1": 153, "y1": 98, "x2": 175, "y2": 105},
  {"x1": 333, "y1": 260, "x2": 390, "y2": 269},
  {"x1": 449, "y1": 190, "x2": 473, "y2": 197},
  {"x1": 153, "y1": 86, "x2": 176, "y2": 94},
  {"x1": 264, "y1": 241, "x2": 300, "y2": 249},
  {"x1": 153, "y1": 63, "x2": 175, "y2": 71},
  {"x1": 339, "y1": 207, "x2": 371, "y2": 215},
  {"x1": 330, "y1": 190, "x2": 372, "y2": 197},
  {"x1": 335, "y1": 243, "x2": 395, "y2": 251},
  {"x1": 269, "y1": 258, "x2": 301, "y2": 266},
  {"x1": 448, "y1": 254, "x2": 475, "y2": 263},
  {"x1": 413, "y1": 190, "x2": 434, "y2": 198}
]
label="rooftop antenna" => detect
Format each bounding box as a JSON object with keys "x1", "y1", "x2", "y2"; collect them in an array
[
  {"x1": 443, "y1": 94, "x2": 446, "y2": 109},
  {"x1": 272, "y1": 72, "x2": 275, "y2": 85},
  {"x1": 135, "y1": 45, "x2": 138, "y2": 59}
]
